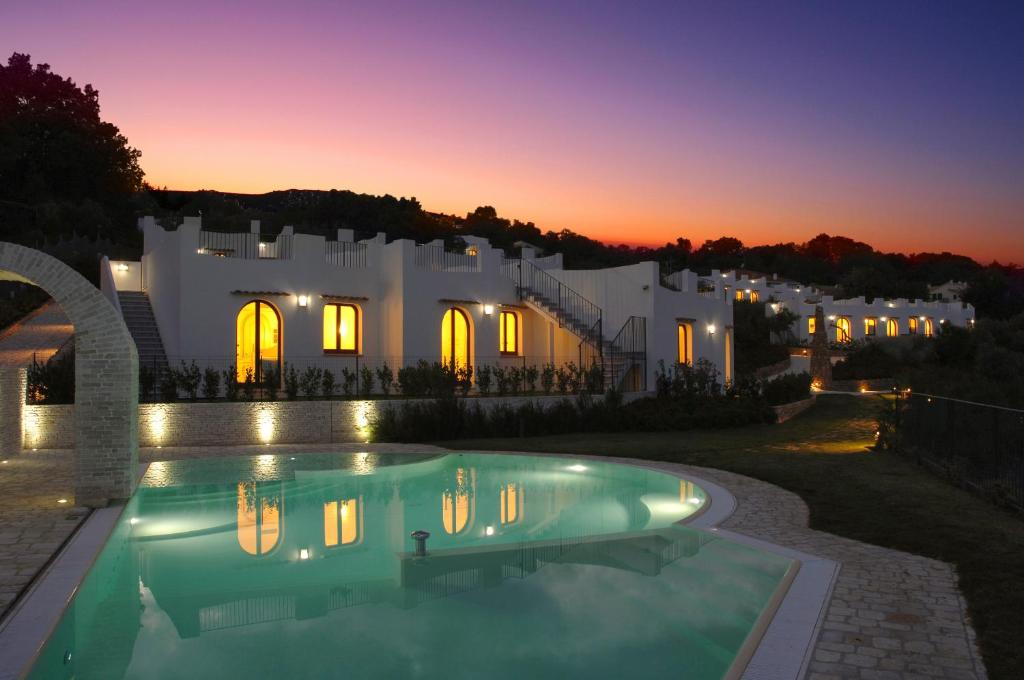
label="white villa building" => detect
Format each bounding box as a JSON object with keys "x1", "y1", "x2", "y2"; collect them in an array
[
  {"x1": 706, "y1": 270, "x2": 975, "y2": 344},
  {"x1": 100, "y1": 217, "x2": 737, "y2": 393}
]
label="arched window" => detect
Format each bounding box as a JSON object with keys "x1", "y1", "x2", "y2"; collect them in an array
[
  {"x1": 442, "y1": 467, "x2": 474, "y2": 535},
  {"x1": 886, "y1": 318, "x2": 899, "y2": 337},
  {"x1": 237, "y1": 482, "x2": 282, "y2": 556},
  {"x1": 323, "y1": 303, "x2": 360, "y2": 353},
  {"x1": 749, "y1": 290, "x2": 759, "y2": 303},
  {"x1": 724, "y1": 327, "x2": 733, "y2": 385},
  {"x1": 677, "y1": 322, "x2": 693, "y2": 365},
  {"x1": 236, "y1": 300, "x2": 281, "y2": 383},
  {"x1": 499, "y1": 310, "x2": 519, "y2": 355},
  {"x1": 836, "y1": 317, "x2": 852, "y2": 343},
  {"x1": 908, "y1": 317, "x2": 919, "y2": 335},
  {"x1": 324, "y1": 497, "x2": 362, "y2": 547},
  {"x1": 441, "y1": 307, "x2": 471, "y2": 369},
  {"x1": 500, "y1": 482, "x2": 522, "y2": 524},
  {"x1": 923, "y1": 318, "x2": 934, "y2": 337}
]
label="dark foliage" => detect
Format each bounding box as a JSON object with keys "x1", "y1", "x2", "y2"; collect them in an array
[{"x1": 762, "y1": 372, "x2": 812, "y2": 406}]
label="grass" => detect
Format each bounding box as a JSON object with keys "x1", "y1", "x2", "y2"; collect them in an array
[{"x1": 438, "y1": 394, "x2": 1024, "y2": 680}]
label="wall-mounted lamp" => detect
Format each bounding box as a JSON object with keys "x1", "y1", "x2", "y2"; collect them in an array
[
  {"x1": 483, "y1": 304, "x2": 495, "y2": 315},
  {"x1": 297, "y1": 295, "x2": 308, "y2": 307},
  {"x1": 880, "y1": 316, "x2": 888, "y2": 322},
  {"x1": 706, "y1": 324, "x2": 717, "y2": 335},
  {"x1": 299, "y1": 548, "x2": 310, "y2": 560},
  {"x1": 795, "y1": 288, "x2": 801, "y2": 293},
  {"x1": 744, "y1": 289, "x2": 751, "y2": 294},
  {"x1": 827, "y1": 315, "x2": 836, "y2": 321},
  {"x1": 117, "y1": 263, "x2": 129, "y2": 272},
  {"x1": 919, "y1": 316, "x2": 926, "y2": 321}
]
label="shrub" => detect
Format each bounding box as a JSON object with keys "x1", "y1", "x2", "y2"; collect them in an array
[
  {"x1": 359, "y1": 365, "x2": 374, "y2": 397},
  {"x1": 159, "y1": 368, "x2": 179, "y2": 402},
  {"x1": 456, "y1": 365, "x2": 473, "y2": 397},
  {"x1": 762, "y1": 372, "x2": 812, "y2": 406},
  {"x1": 178, "y1": 360, "x2": 201, "y2": 400},
  {"x1": 202, "y1": 367, "x2": 221, "y2": 400},
  {"x1": 300, "y1": 366, "x2": 323, "y2": 398},
  {"x1": 541, "y1": 363, "x2": 555, "y2": 395},
  {"x1": 376, "y1": 363, "x2": 394, "y2": 396},
  {"x1": 583, "y1": 362, "x2": 604, "y2": 394},
  {"x1": 341, "y1": 367, "x2": 357, "y2": 397},
  {"x1": 27, "y1": 351, "x2": 75, "y2": 404},
  {"x1": 139, "y1": 364, "x2": 156, "y2": 403},
  {"x1": 495, "y1": 366, "x2": 511, "y2": 396},
  {"x1": 524, "y1": 365, "x2": 539, "y2": 393},
  {"x1": 555, "y1": 365, "x2": 571, "y2": 394},
  {"x1": 223, "y1": 366, "x2": 240, "y2": 401},
  {"x1": 263, "y1": 367, "x2": 279, "y2": 400},
  {"x1": 284, "y1": 364, "x2": 300, "y2": 400},
  {"x1": 476, "y1": 364, "x2": 493, "y2": 396},
  {"x1": 321, "y1": 369, "x2": 336, "y2": 398},
  {"x1": 242, "y1": 368, "x2": 256, "y2": 401}
]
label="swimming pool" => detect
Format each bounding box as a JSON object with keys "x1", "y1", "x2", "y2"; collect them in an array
[{"x1": 25, "y1": 452, "x2": 795, "y2": 679}]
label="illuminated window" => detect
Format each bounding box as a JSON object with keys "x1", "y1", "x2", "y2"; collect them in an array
[
  {"x1": 923, "y1": 318, "x2": 934, "y2": 337},
  {"x1": 724, "y1": 328, "x2": 733, "y2": 384},
  {"x1": 499, "y1": 310, "x2": 519, "y2": 355},
  {"x1": 677, "y1": 322, "x2": 693, "y2": 365},
  {"x1": 864, "y1": 318, "x2": 877, "y2": 336},
  {"x1": 734, "y1": 289, "x2": 744, "y2": 301},
  {"x1": 680, "y1": 479, "x2": 696, "y2": 503},
  {"x1": 441, "y1": 307, "x2": 471, "y2": 369},
  {"x1": 237, "y1": 482, "x2": 281, "y2": 556},
  {"x1": 500, "y1": 483, "x2": 522, "y2": 524},
  {"x1": 749, "y1": 290, "x2": 759, "y2": 303},
  {"x1": 836, "y1": 317, "x2": 852, "y2": 343},
  {"x1": 908, "y1": 317, "x2": 918, "y2": 335},
  {"x1": 886, "y1": 318, "x2": 899, "y2": 337},
  {"x1": 442, "y1": 467, "x2": 474, "y2": 535},
  {"x1": 323, "y1": 303, "x2": 360, "y2": 353},
  {"x1": 236, "y1": 301, "x2": 281, "y2": 383},
  {"x1": 807, "y1": 316, "x2": 816, "y2": 335},
  {"x1": 324, "y1": 497, "x2": 361, "y2": 547}
]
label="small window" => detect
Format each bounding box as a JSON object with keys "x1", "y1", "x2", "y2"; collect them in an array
[
  {"x1": 499, "y1": 310, "x2": 519, "y2": 355},
  {"x1": 886, "y1": 318, "x2": 899, "y2": 337},
  {"x1": 677, "y1": 322, "x2": 693, "y2": 365},
  {"x1": 864, "y1": 318, "x2": 877, "y2": 336},
  {"x1": 749, "y1": 290, "x2": 759, "y2": 303},
  {"x1": 735, "y1": 289, "x2": 744, "y2": 301},
  {"x1": 908, "y1": 317, "x2": 918, "y2": 335},
  {"x1": 923, "y1": 318, "x2": 934, "y2": 337},
  {"x1": 324, "y1": 303, "x2": 360, "y2": 353},
  {"x1": 807, "y1": 316, "x2": 816, "y2": 335},
  {"x1": 324, "y1": 498, "x2": 361, "y2": 547},
  {"x1": 836, "y1": 317, "x2": 852, "y2": 343}
]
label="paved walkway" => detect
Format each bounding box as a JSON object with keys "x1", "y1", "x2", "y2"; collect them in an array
[
  {"x1": 0, "y1": 302, "x2": 73, "y2": 368},
  {"x1": 0, "y1": 444, "x2": 988, "y2": 679}
]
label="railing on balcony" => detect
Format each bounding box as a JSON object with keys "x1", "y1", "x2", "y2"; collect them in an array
[
  {"x1": 325, "y1": 241, "x2": 368, "y2": 268},
  {"x1": 198, "y1": 232, "x2": 293, "y2": 260},
  {"x1": 415, "y1": 245, "x2": 479, "y2": 272},
  {"x1": 607, "y1": 316, "x2": 647, "y2": 392}
]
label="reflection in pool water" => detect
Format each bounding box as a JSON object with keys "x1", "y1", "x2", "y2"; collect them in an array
[{"x1": 27, "y1": 453, "x2": 792, "y2": 680}]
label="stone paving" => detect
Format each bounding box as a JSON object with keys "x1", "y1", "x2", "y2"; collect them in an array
[{"x1": 0, "y1": 444, "x2": 989, "y2": 680}]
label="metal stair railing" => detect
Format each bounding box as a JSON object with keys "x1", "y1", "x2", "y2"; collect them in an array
[{"x1": 606, "y1": 316, "x2": 647, "y2": 392}]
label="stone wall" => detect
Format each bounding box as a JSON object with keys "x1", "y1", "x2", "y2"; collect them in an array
[
  {"x1": 771, "y1": 395, "x2": 817, "y2": 423},
  {"x1": 24, "y1": 393, "x2": 647, "y2": 449},
  {"x1": 0, "y1": 369, "x2": 25, "y2": 458}
]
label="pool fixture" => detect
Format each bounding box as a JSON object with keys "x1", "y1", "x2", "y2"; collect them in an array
[{"x1": 411, "y1": 529, "x2": 430, "y2": 557}]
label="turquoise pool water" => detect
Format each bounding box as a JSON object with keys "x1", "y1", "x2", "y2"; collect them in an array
[{"x1": 27, "y1": 453, "x2": 794, "y2": 679}]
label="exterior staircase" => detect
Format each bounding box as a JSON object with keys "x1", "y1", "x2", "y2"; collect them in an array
[
  {"x1": 501, "y1": 258, "x2": 647, "y2": 391},
  {"x1": 117, "y1": 291, "x2": 169, "y2": 374}
]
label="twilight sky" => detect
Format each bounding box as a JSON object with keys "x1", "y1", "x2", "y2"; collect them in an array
[{"x1": 3, "y1": 1, "x2": 1023, "y2": 262}]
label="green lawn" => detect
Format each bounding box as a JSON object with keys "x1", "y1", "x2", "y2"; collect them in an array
[{"x1": 438, "y1": 394, "x2": 1024, "y2": 680}]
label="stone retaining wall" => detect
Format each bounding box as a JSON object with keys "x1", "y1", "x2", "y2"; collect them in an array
[
  {"x1": 771, "y1": 395, "x2": 817, "y2": 423},
  {"x1": 24, "y1": 393, "x2": 647, "y2": 449}
]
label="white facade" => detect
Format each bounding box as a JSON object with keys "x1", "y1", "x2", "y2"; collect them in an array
[
  {"x1": 101, "y1": 217, "x2": 735, "y2": 392},
  {"x1": 703, "y1": 270, "x2": 975, "y2": 344}
]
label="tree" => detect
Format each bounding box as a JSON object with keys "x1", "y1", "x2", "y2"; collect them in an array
[{"x1": 0, "y1": 52, "x2": 145, "y2": 246}]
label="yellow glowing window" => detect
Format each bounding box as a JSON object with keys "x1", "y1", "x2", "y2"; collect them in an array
[
  {"x1": 908, "y1": 317, "x2": 918, "y2": 335},
  {"x1": 677, "y1": 322, "x2": 693, "y2": 365},
  {"x1": 807, "y1": 317, "x2": 816, "y2": 335},
  {"x1": 734, "y1": 289, "x2": 744, "y2": 301},
  {"x1": 236, "y1": 301, "x2": 281, "y2": 383},
  {"x1": 323, "y1": 303, "x2": 359, "y2": 353},
  {"x1": 441, "y1": 307, "x2": 470, "y2": 369},
  {"x1": 500, "y1": 483, "x2": 521, "y2": 524},
  {"x1": 442, "y1": 468, "x2": 473, "y2": 535},
  {"x1": 886, "y1": 318, "x2": 899, "y2": 337},
  {"x1": 680, "y1": 480, "x2": 696, "y2": 503},
  {"x1": 923, "y1": 318, "x2": 934, "y2": 337},
  {"x1": 864, "y1": 318, "x2": 877, "y2": 336},
  {"x1": 749, "y1": 290, "x2": 759, "y2": 303},
  {"x1": 324, "y1": 498, "x2": 361, "y2": 547},
  {"x1": 836, "y1": 317, "x2": 852, "y2": 343},
  {"x1": 237, "y1": 482, "x2": 281, "y2": 556},
  {"x1": 499, "y1": 311, "x2": 519, "y2": 355}
]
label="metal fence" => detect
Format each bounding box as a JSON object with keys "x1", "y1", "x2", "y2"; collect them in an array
[
  {"x1": 891, "y1": 391, "x2": 1024, "y2": 510},
  {"x1": 414, "y1": 245, "x2": 479, "y2": 272},
  {"x1": 198, "y1": 232, "x2": 293, "y2": 260},
  {"x1": 325, "y1": 241, "x2": 368, "y2": 268}
]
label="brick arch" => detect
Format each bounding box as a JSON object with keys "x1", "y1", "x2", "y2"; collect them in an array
[{"x1": 0, "y1": 242, "x2": 138, "y2": 506}]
